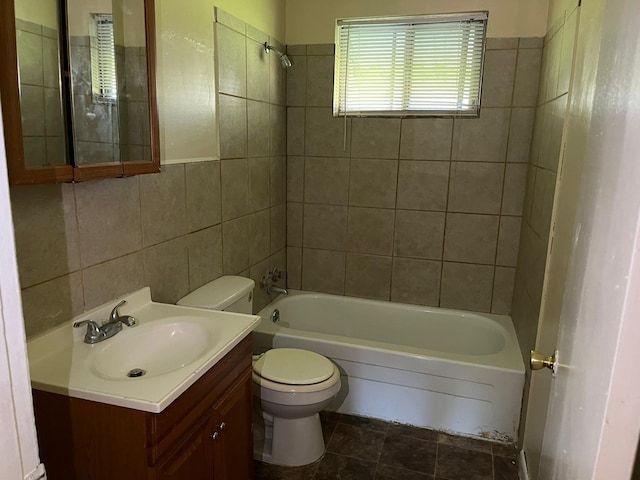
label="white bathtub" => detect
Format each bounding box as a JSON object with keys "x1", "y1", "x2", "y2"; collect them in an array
[{"x1": 255, "y1": 291, "x2": 525, "y2": 443}]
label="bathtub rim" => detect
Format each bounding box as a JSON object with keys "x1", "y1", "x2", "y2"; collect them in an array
[{"x1": 256, "y1": 290, "x2": 525, "y2": 375}]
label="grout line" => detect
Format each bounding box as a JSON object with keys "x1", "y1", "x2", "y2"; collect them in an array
[
  {"x1": 342, "y1": 112, "x2": 352, "y2": 295},
  {"x1": 389, "y1": 120, "x2": 403, "y2": 302},
  {"x1": 68, "y1": 182, "x2": 86, "y2": 310},
  {"x1": 439, "y1": 118, "x2": 456, "y2": 307},
  {"x1": 434, "y1": 437, "x2": 440, "y2": 477}
]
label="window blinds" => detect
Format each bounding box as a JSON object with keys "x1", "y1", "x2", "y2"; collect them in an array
[
  {"x1": 333, "y1": 12, "x2": 488, "y2": 117},
  {"x1": 94, "y1": 14, "x2": 117, "y2": 100}
]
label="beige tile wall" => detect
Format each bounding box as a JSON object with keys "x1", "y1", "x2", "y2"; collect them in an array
[
  {"x1": 286, "y1": 38, "x2": 542, "y2": 314},
  {"x1": 510, "y1": 9, "x2": 578, "y2": 442},
  {"x1": 11, "y1": 10, "x2": 287, "y2": 338},
  {"x1": 511, "y1": 10, "x2": 577, "y2": 365}
]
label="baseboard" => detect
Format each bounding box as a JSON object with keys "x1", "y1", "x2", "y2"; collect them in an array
[{"x1": 519, "y1": 450, "x2": 530, "y2": 480}]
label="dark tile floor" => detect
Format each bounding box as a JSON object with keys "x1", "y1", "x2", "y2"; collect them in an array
[{"x1": 254, "y1": 412, "x2": 520, "y2": 480}]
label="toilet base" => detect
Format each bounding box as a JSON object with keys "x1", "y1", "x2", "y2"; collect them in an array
[{"x1": 253, "y1": 410, "x2": 326, "y2": 467}]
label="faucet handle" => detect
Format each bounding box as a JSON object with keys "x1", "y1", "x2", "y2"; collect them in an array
[
  {"x1": 73, "y1": 319, "x2": 99, "y2": 333},
  {"x1": 110, "y1": 300, "x2": 127, "y2": 322},
  {"x1": 73, "y1": 319, "x2": 102, "y2": 343},
  {"x1": 270, "y1": 267, "x2": 282, "y2": 282}
]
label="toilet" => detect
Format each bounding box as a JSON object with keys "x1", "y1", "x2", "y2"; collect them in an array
[{"x1": 177, "y1": 275, "x2": 341, "y2": 467}]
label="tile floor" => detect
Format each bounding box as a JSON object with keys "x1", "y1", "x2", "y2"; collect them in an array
[{"x1": 254, "y1": 412, "x2": 520, "y2": 480}]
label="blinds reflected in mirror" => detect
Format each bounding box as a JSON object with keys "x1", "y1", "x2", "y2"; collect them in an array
[{"x1": 91, "y1": 14, "x2": 117, "y2": 101}]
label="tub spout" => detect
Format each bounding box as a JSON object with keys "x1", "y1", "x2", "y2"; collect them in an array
[{"x1": 267, "y1": 285, "x2": 288, "y2": 296}]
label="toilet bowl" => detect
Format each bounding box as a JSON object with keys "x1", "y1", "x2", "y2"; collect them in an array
[
  {"x1": 252, "y1": 348, "x2": 341, "y2": 466},
  {"x1": 177, "y1": 276, "x2": 341, "y2": 467}
]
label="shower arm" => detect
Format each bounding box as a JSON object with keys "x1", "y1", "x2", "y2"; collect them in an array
[
  {"x1": 264, "y1": 42, "x2": 292, "y2": 68},
  {"x1": 264, "y1": 42, "x2": 283, "y2": 56}
]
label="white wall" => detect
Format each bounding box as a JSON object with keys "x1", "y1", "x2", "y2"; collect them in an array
[
  {"x1": 155, "y1": 0, "x2": 285, "y2": 165},
  {"x1": 215, "y1": 0, "x2": 285, "y2": 42},
  {"x1": 0, "y1": 102, "x2": 45, "y2": 479},
  {"x1": 14, "y1": 0, "x2": 58, "y2": 29},
  {"x1": 286, "y1": 0, "x2": 549, "y2": 45},
  {"x1": 155, "y1": 0, "x2": 218, "y2": 164},
  {"x1": 67, "y1": 0, "x2": 112, "y2": 36},
  {"x1": 547, "y1": 0, "x2": 576, "y2": 29}
]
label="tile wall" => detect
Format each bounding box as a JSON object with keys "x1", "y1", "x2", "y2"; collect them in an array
[
  {"x1": 69, "y1": 35, "x2": 121, "y2": 165},
  {"x1": 69, "y1": 34, "x2": 151, "y2": 165},
  {"x1": 11, "y1": 9, "x2": 286, "y2": 338},
  {"x1": 15, "y1": 18, "x2": 66, "y2": 168},
  {"x1": 285, "y1": 38, "x2": 542, "y2": 314},
  {"x1": 511, "y1": 10, "x2": 577, "y2": 366},
  {"x1": 510, "y1": 8, "x2": 578, "y2": 440},
  {"x1": 118, "y1": 46, "x2": 152, "y2": 163}
]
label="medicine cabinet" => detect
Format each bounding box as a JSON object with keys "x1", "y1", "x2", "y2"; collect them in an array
[{"x1": 0, "y1": 0, "x2": 160, "y2": 185}]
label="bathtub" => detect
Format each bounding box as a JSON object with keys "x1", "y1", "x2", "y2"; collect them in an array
[{"x1": 255, "y1": 291, "x2": 525, "y2": 443}]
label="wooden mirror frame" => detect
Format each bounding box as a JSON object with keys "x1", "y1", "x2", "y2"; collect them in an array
[{"x1": 0, "y1": 0, "x2": 160, "y2": 185}]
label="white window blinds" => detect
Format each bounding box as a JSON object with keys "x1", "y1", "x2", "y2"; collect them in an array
[
  {"x1": 334, "y1": 12, "x2": 488, "y2": 117},
  {"x1": 93, "y1": 14, "x2": 117, "y2": 101}
]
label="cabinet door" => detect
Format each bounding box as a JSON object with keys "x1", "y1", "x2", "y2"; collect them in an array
[
  {"x1": 212, "y1": 371, "x2": 253, "y2": 480},
  {"x1": 156, "y1": 414, "x2": 215, "y2": 480}
]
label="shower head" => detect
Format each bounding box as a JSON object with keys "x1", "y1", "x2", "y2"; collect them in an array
[{"x1": 264, "y1": 42, "x2": 292, "y2": 69}]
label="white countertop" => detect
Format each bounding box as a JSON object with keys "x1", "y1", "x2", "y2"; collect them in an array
[{"x1": 27, "y1": 288, "x2": 260, "y2": 413}]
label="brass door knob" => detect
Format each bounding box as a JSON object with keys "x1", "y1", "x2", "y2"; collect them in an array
[{"x1": 530, "y1": 350, "x2": 559, "y2": 375}]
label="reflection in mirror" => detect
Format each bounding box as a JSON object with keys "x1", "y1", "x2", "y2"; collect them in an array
[
  {"x1": 68, "y1": 0, "x2": 151, "y2": 165},
  {"x1": 68, "y1": 0, "x2": 118, "y2": 165},
  {"x1": 116, "y1": 0, "x2": 151, "y2": 163},
  {"x1": 14, "y1": 0, "x2": 68, "y2": 168}
]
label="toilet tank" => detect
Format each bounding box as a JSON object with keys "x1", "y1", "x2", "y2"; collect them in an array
[{"x1": 177, "y1": 276, "x2": 255, "y2": 314}]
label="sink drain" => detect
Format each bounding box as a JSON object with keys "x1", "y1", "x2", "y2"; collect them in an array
[{"x1": 127, "y1": 368, "x2": 146, "y2": 378}]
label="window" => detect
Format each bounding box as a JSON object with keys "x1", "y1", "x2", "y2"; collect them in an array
[
  {"x1": 91, "y1": 14, "x2": 117, "y2": 101},
  {"x1": 333, "y1": 12, "x2": 488, "y2": 117}
]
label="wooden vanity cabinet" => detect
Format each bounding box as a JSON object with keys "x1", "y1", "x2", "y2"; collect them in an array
[
  {"x1": 33, "y1": 335, "x2": 254, "y2": 480},
  {"x1": 156, "y1": 371, "x2": 253, "y2": 480},
  {"x1": 211, "y1": 373, "x2": 254, "y2": 480},
  {"x1": 155, "y1": 413, "x2": 214, "y2": 480}
]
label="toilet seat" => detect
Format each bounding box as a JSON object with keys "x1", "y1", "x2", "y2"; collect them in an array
[
  {"x1": 252, "y1": 364, "x2": 340, "y2": 395},
  {"x1": 253, "y1": 348, "x2": 334, "y2": 385}
]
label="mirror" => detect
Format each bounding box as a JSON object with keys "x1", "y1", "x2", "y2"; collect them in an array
[
  {"x1": 14, "y1": 0, "x2": 68, "y2": 169},
  {"x1": 67, "y1": 0, "x2": 151, "y2": 166},
  {"x1": 1, "y1": 0, "x2": 159, "y2": 185}
]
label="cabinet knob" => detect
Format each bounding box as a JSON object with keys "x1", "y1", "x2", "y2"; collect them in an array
[
  {"x1": 209, "y1": 432, "x2": 219, "y2": 440},
  {"x1": 218, "y1": 422, "x2": 226, "y2": 431}
]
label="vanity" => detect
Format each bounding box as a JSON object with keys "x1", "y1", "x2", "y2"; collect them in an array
[{"x1": 27, "y1": 288, "x2": 260, "y2": 480}]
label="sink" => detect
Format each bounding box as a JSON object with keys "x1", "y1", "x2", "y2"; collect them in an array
[
  {"x1": 89, "y1": 319, "x2": 211, "y2": 380},
  {"x1": 27, "y1": 287, "x2": 260, "y2": 412}
]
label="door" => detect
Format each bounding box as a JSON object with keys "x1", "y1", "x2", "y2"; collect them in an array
[
  {"x1": 530, "y1": 0, "x2": 640, "y2": 478},
  {"x1": 156, "y1": 414, "x2": 215, "y2": 480},
  {"x1": 212, "y1": 371, "x2": 253, "y2": 480},
  {"x1": 0, "y1": 93, "x2": 45, "y2": 479}
]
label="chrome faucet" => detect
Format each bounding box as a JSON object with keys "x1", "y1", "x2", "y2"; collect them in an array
[
  {"x1": 73, "y1": 300, "x2": 136, "y2": 344},
  {"x1": 266, "y1": 285, "x2": 288, "y2": 296},
  {"x1": 261, "y1": 267, "x2": 288, "y2": 296},
  {"x1": 106, "y1": 300, "x2": 137, "y2": 327}
]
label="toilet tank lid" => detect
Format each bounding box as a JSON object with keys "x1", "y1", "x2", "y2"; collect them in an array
[{"x1": 177, "y1": 276, "x2": 255, "y2": 310}]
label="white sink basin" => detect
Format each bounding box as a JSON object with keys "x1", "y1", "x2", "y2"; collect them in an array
[
  {"x1": 27, "y1": 287, "x2": 260, "y2": 412},
  {"x1": 89, "y1": 320, "x2": 211, "y2": 380}
]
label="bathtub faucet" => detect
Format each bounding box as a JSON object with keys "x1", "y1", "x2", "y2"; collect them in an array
[
  {"x1": 261, "y1": 267, "x2": 288, "y2": 296},
  {"x1": 267, "y1": 285, "x2": 288, "y2": 296}
]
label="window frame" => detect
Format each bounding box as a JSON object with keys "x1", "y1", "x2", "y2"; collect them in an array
[{"x1": 333, "y1": 12, "x2": 489, "y2": 118}]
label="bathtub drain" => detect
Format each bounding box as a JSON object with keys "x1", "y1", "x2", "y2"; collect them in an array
[{"x1": 127, "y1": 368, "x2": 146, "y2": 378}]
